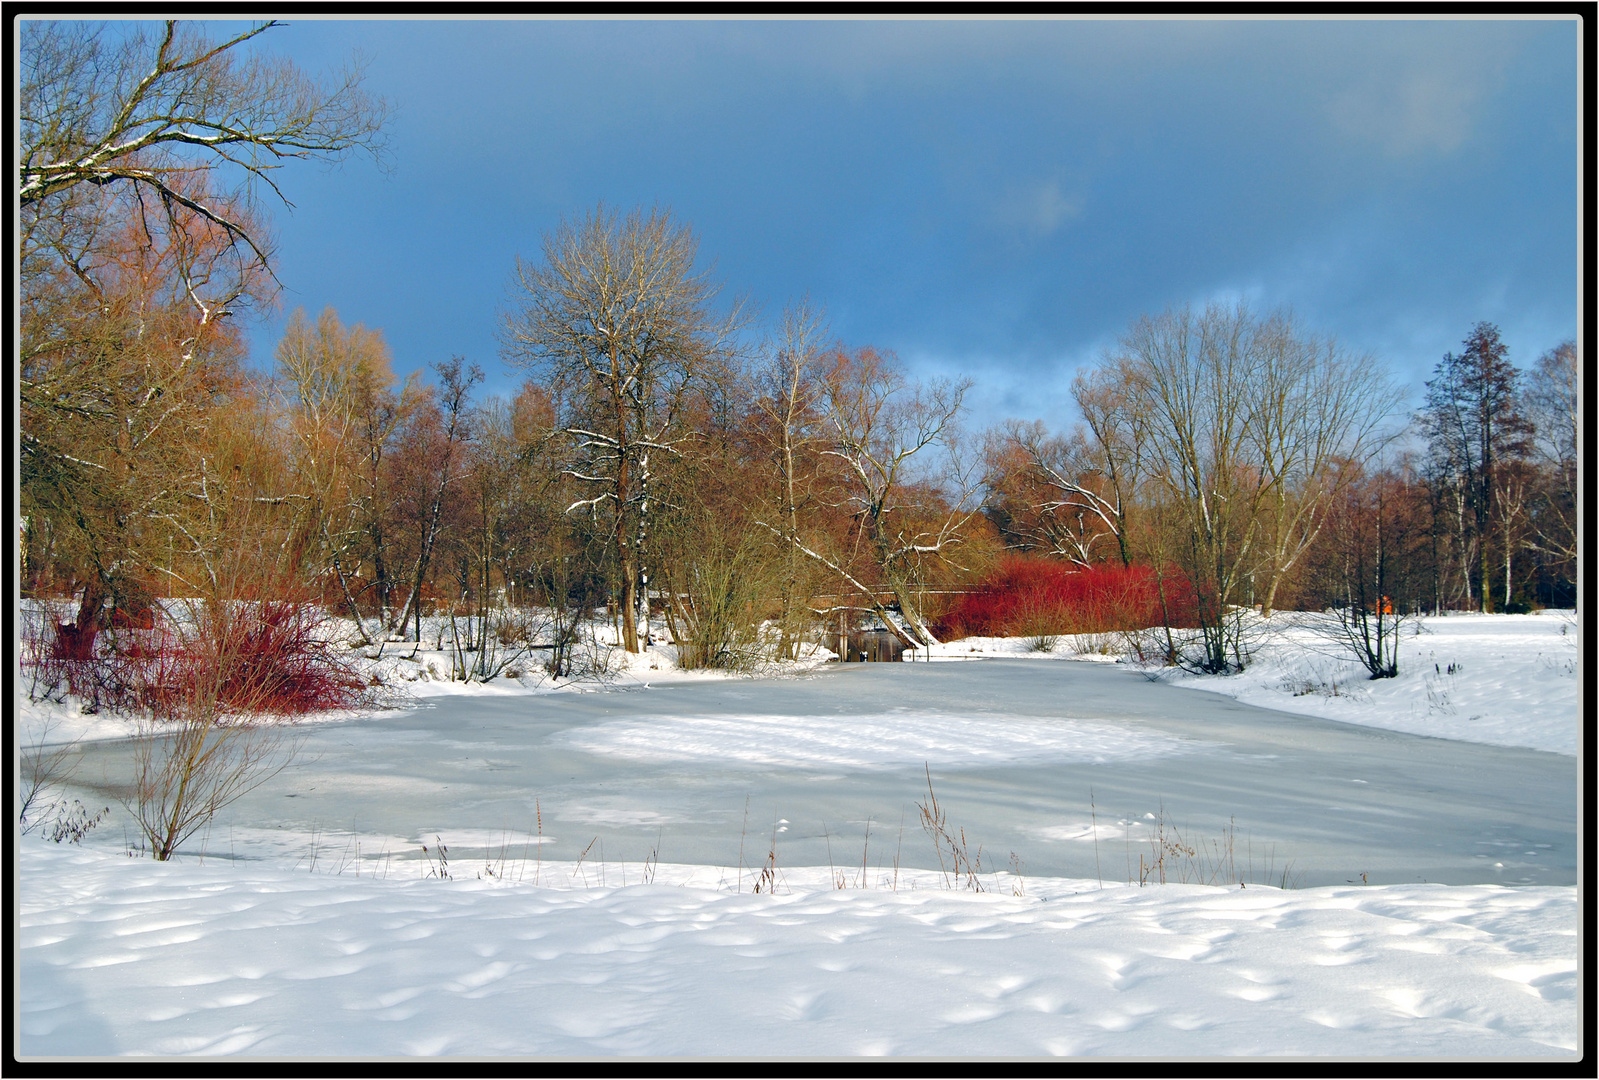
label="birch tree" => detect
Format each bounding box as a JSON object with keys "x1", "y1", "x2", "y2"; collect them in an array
[
  {"x1": 1523, "y1": 341, "x2": 1579, "y2": 589},
  {"x1": 767, "y1": 347, "x2": 977, "y2": 648},
  {"x1": 500, "y1": 205, "x2": 744, "y2": 653},
  {"x1": 751, "y1": 299, "x2": 832, "y2": 659}
]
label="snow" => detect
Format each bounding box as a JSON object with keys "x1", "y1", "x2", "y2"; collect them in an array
[
  {"x1": 561, "y1": 710, "x2": 1208, "y2": 770},
  {"x1": 21, "y1": 609, "x2": 1576, "y2": 759},
  {"x1": 1147, "y1": 611, "x2": 1580, "y2": 757},
  {"x1": 16, "y1": 611, "x2": 835, "y2": 750},
  {"x1": 18, "y1": 845, "x2": 1578, "y2": 1058},
  {"x1": 918, "y1": 611, "x2": 1581, "y2": 757},
  {"x1": 15, "y1": 609, "x2": 1581, "y2": 1058}
]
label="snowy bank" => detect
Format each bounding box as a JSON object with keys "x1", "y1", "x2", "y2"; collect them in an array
[
  {"x1": 21, "y1": 610, "x2": 1576, "y2": 759},
  {"x1": 17, "y1": 612, "x2": 835, "y2": 749},
  {"x1": 17, "y1": 845, "x2": 1579, "y2": 1059},
  {"x1": 926, "y1": 612, "x2": 1580, "y2": 757},
  {"x1": 1148, "y1": 611, "x2": 1580, "y2": 757}
]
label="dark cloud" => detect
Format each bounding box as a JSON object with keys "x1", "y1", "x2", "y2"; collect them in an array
[{"x1": 241, "y1": 18, "x2": 1579, "y2": 428}]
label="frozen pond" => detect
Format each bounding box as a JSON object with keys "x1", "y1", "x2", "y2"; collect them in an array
[{"x1": 59, "y1": 659, "x2": 1577, "y2": 888}]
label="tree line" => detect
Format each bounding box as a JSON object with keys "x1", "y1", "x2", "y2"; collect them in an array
[
  {"x1": 985, "y1": 313, "x2": 1577, "y2": 672},
  {"x1": 20, "y1": 20, "x2": 1580, "y2": 685}
]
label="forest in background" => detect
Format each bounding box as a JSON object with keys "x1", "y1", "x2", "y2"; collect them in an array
[{"x1": 20, "y1": 21, "x2": 1580, "y2": 686}]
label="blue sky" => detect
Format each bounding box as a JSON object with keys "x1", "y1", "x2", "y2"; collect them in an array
[{"x1": 225, "y1": 17, "x2": 1579, "y2": 432}]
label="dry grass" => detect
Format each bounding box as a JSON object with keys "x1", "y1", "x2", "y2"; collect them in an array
[
  {"x1": 917, "y1": 765, "x2": 986, "y2": 893},
  {"x1": 421, "y1": 836, "x2": 451, "y2": 880},
  {"x1": 1128, "y1": 805, "x2": 1302, "y2": 890},
  {"x1": 189, "y1": 793, "x2": 1308, "y2": 897}
]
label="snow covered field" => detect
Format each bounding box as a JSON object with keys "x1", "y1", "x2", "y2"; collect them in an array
[
  {"x1": 15, "y1": 611, "x2": 1582, "y2": 1059},
  {"x1": 19, "y1": 847, "x2": 1579, "y2": 1058}
]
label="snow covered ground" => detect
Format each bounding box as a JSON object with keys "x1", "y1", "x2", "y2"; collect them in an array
[
  {"x1": 15, "y1": 609, "x2": 1582, "y2": 1059},
  {"x1": 19, "y1": 845, "x2": 1579, "y2": 1058},
  {"x1": 919, "y1": 610, "x2": 1581, "y2": 756},
  {"x1": 20, "y1": 608, "x2": 1578, "y2": 757}
]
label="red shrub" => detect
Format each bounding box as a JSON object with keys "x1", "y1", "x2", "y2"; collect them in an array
[
  {"x1": 24, "y1": 616, "x2": 97, "y2": 703},
  {"x1": 142, "y1": 600, "x2": 372, "y2": 719},
  {"x1": 109, "y1": 604, "x2": 155, "y2": 631},
  {"x1": 51, "y1": 621, "x2": 99, "y2": 663},
  {"x1": 934, "y1": 557, "x2": 1199, "y2": 639},
  {"x1": 28, "y1": 599, "x2": 374, "y2": 720}
]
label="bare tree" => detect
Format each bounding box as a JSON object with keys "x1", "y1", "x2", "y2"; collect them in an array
[
  {"x1": 654, "y1": 473, "x2": 782, "y2": 672},
  {"x1": 21, "y1": 20, "x2": 387, "y2": 274},
  {"x1": 1309, "y1": 465, "x2": 1419, "y2": 679},
  {"x1": 1523, "y1": 341, "x2": 1579, "y2": 587},
  {"x1": 448, "y1": 385, "x2": 559, "y2": 681},
  {"x1": 986, "y1": 420, "x2": 1127, "y2": 567},
  {"x1": 391, "y1": 358, "x2": 483, "y2": 642},
  {"x1": 1098, "y1": 304, "x2": 1397, "y2": 672},
  {"x1": 273, "y1": 307, "x2": 418, "y2": 639},
  {"x1": 21, "y1": 183, "x2": 267, "y2": 640},
  {"x1": 1070, "y1": 360, "x2": 1152, "y2": 567},
  {"x1": 1245, "y1": 319, "x2": 1403, "y2": 614},
  {"x1": 500, "y1": 204, "x2": 745, "y2": 653},
  {"x1": 21, "y1": 20, "x2": 388, "y2": 642},
  {"x1": 751, "y1": 298, "x2": 832, "y2": 659},
  {"x1": 766, "y1": 347, "x2": 977, "y2": 648}
]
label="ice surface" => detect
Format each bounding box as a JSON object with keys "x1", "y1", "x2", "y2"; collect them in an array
[
  {"x1": 38, "y1": 658, "x2": 1577, "y2": 888},
  {"x1": 560, "y1": 709, "x2": 1206, "y2": 769}
]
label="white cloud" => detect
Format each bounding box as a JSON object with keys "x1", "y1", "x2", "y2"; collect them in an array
[
  {"x1": 991, "y1": 178, "x2": 1083, "y2": 238},
  {"x1": 1327, "y1": 55, "x2": 1503, "y2": 158}
]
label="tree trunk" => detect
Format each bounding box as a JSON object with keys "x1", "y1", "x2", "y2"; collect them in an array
[
  {"x1": 1478, "y1": 470, "x2": 1493, "y2": 613},
  {"x1": 1260, "y1": 572, "x2": 1280, "y2": 619},
  {"x1": 636, "y1": 450, "x2": 651, "y2": 648},
  {"x1": 616, "y1": 536, "x2": 638, "y2": 654},
  {"x1": 329, "y1": 549, "x2": 372, "y2": 644},
  {"x1": 891, "y1": 593, "x2": 940, "y2": 647}
]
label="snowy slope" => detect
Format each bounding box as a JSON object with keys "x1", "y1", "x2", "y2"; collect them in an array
[
  {"x1": 18, "y1": 845, "x2": 1579, "y2": 1059},
  {"x1": 1147, "y1": 611, "x2": 1580, "y2": 757},
  {"x1": 15, "y1": 612, "x2": 1581, "y2": 1059}
]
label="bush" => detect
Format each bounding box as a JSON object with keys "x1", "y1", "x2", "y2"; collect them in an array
[
  {"x1": 167, "y1": 599, "x2": 373, "y2": 716},
  {"x1": 26, "y1": 594, "x2": 376, "y2": 720},
  {"x1": 121, "y1": 594, "x2": 384, "y2": 862},
  {"x1": 934, "y1": 557, "x2": 1198, "y2": 640}
]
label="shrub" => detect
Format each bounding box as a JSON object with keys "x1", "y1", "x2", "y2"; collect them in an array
[
  {"x1": 934, "y1": 557, "x2": 1198, "y2": 640},
  {"x1": 121, "y1": 593, "x2": 386, "y2": 862},
  {"x1": 140, "y1": 597, "x2": 374, "y2": 719},
  {"x1": 25, "y1": 593, "x2": 376, "y2": 721}
]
